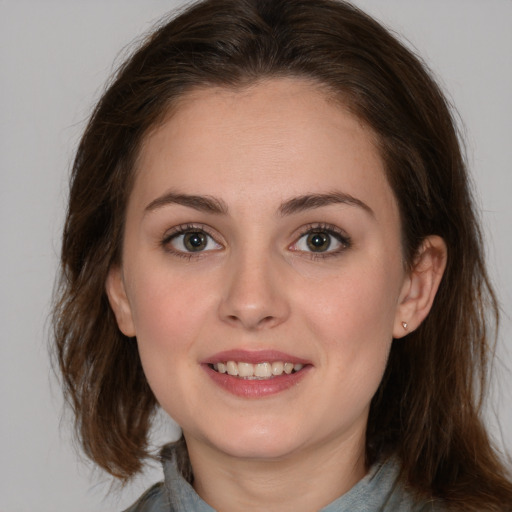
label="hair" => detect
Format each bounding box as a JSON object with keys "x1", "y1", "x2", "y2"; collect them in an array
[{"x1": 53, "y1": 0, "x2": 512, "y2": 509}]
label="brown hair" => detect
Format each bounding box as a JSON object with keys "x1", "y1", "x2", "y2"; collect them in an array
[{"x1": 53, "y1": 0, "x2": 512, "y2": 509}]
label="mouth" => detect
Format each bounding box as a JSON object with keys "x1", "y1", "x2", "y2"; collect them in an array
[
  {"x1": 203, "y1": 350, "x2": 311, "y2": 397},
  {"x1": 209, "y1": 361, "x2": 305, "y2": 380}
]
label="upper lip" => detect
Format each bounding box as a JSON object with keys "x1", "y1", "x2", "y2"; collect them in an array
[{"x1": 202, "y1": 349, "x2": 311, "y2": 366}]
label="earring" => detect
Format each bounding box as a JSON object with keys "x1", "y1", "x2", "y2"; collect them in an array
[{"x1": 401, "y1": 321, "x2": 408, "y2": 330}]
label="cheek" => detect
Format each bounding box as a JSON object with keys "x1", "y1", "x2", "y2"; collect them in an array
[
  {"x1": 129, "y1": 265, "x2": 210, "y2": 331},
  {"x1": 297, "y1": 258, "x2": 401, "y2": 392},
  {"x1": 126, "y1": 269, "x2": 216, "y2": 379},
  {"x1": 125, "y1": 271, "x2": 217, "y2": 419},
  {"x1": 299, "y1": 261, "x2": 400, "y2": 341},
  {"x1": 306, "y1": 270, "x2": 397, "y2": 406}
]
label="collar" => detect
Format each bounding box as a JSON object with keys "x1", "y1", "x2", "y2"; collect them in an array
[{"x1": 159, "y1": 444, "x2": 430, "y2": 511}]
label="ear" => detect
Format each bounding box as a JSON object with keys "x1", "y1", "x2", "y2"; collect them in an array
[
  {"x1": 393, "y1": 235, "x2": 447, "y2": 338},
  {"x1": 105, "y1": 265, "x2": 136, "y2": 337}
]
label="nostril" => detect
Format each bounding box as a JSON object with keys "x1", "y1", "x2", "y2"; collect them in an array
[
  {"x1": 218, "y1": 276, "x2": 290, "y2": 329},
  {"x1": 226, "y1": 313, "x2": 276, "y2": 327}
]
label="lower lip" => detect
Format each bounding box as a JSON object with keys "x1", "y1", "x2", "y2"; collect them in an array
[{"x1": 203, "y1": 364, "x2": 311, "y2": 398}]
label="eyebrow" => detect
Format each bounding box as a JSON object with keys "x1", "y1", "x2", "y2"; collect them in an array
[
  {"x1": 145, "y1": 191, "x2": 228, "y2": 215},
  {"x1": 278, "y1": 192, "x2": 374, "y2": 217},
  {"x1": 144, "y1": 190, "x2": 373, "y2": 217}
]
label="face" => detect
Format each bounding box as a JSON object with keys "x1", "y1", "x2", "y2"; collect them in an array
[{"x1": 108, "y1": 79, "x2": 412, "y2": 463}]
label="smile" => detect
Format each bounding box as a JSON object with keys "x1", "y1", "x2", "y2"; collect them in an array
[
  {"x1": 203, "y1": 350, "x2": 311, "y2": 397},
  {"x1": 210, "y1": 361, "x2": 304, "y2": 379}
]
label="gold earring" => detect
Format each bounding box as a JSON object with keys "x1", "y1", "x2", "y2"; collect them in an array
[{"x1": 401, "y1": 321, "x2": 408, "y2": 330}]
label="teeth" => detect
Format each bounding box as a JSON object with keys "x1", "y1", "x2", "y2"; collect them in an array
[
  {"x1": 255, "y1": 362, "x2": 272, "y2": 378},
  {"x1": 226, "y1": 361, "x2": 239, "y2": 376},
  {"x1": 271, "y1": 361, "x2": 284, "y2": 375},
  {"x1": 212, "y1": 361, "x2": 304, "y2": 379},
  {"x1": 238, "y1": 362, "x2": 254, "y2": 377}
]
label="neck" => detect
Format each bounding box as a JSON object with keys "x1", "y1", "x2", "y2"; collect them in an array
[{"x1": 185, "y1": 430, "x2": 367, "y2": 512}]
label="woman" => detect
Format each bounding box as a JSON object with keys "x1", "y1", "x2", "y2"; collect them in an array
[{"x1": 53, "y1": 0, "x2": 512, "y2": 510}]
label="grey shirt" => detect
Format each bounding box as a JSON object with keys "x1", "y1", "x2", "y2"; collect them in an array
[{"x1": 124, "y1": 449, "x2": 442, "y2": 512}]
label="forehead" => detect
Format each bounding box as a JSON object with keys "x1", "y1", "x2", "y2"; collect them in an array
[{"x1": 133, "y1": 78, "x2": 396, "y2": 219}]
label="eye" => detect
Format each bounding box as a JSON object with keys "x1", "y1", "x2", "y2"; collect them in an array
[
  {"x1": 163, "y1": 225, "x2": 222, "y2": 255},
  {"x1": 291, "y1": 225, "x2": 351, "y2": 256},
  {"x1": 303, "y1": 232, "x2": 332, "y2": 252}
]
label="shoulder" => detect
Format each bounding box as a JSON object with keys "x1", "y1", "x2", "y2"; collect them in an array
[
  {"x1": 122, "y1": 482, "x2": 168, "y2": 512},
  {"x1": 381, "y1": 474, "x2": 446, "y2": 512},
  {"x1": 388, "y1": 492, "x2": 446, "y2": 512}
]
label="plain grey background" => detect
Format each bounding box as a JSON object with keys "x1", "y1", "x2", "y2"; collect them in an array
[{"x1": 1, "y1": 1, "x2": 511, "y2": 510}]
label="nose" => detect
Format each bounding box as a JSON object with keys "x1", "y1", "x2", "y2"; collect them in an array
[{"x1": 218, "y1": 249, "x2": 291, "y2": 331}]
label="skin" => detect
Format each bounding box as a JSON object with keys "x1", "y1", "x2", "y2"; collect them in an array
[{"x1": 107, "y1": 78, "x2": 446, "y2": 512}]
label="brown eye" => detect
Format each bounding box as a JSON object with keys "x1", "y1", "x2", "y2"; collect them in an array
[
  {"x1": 183, "y1": 231, "x2": 207, "y2": 252},
  {"x1": 306, "y1": 232, "x2": 331, "y2": 252},
  {"x1": 167, "y1": 228, "x2": 222, "y2": 254},
  {"x1": 290, "y1": 226, "x2": 350, "y2": 257}
]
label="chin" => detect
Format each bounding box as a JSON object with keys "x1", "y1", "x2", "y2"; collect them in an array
[
  {"x1": 218, "y1": 439, "x2": 299, "y2": 461},
  {"x1": 203, "y1": 419, "x2": 307, "y2": 460}
]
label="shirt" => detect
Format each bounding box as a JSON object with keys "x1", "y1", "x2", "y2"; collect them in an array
[{"x1": 123, "y1": 446, "x2": 442, "y2": 512}]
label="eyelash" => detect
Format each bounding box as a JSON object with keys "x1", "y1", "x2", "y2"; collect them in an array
[
  {"x1": 291, "y1": 223, "x2": 352, "y2": 260},
  {"x1": 160, "y1": 222, "x2": 352, "y2": 260},
  {"x1": 161, "y1": 223, "x2": 221, "y2": 260}
]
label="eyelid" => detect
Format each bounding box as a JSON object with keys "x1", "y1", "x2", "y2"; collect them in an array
[
  {"x1": 161, "y1": 223, "x2": 223, "y2": 257},
  {"x1": 160, "y1": 222, "x2": 350, "y2": 259},
  {"x1": 289, "y1": 223, "x2": 352, "y2": 258}
]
